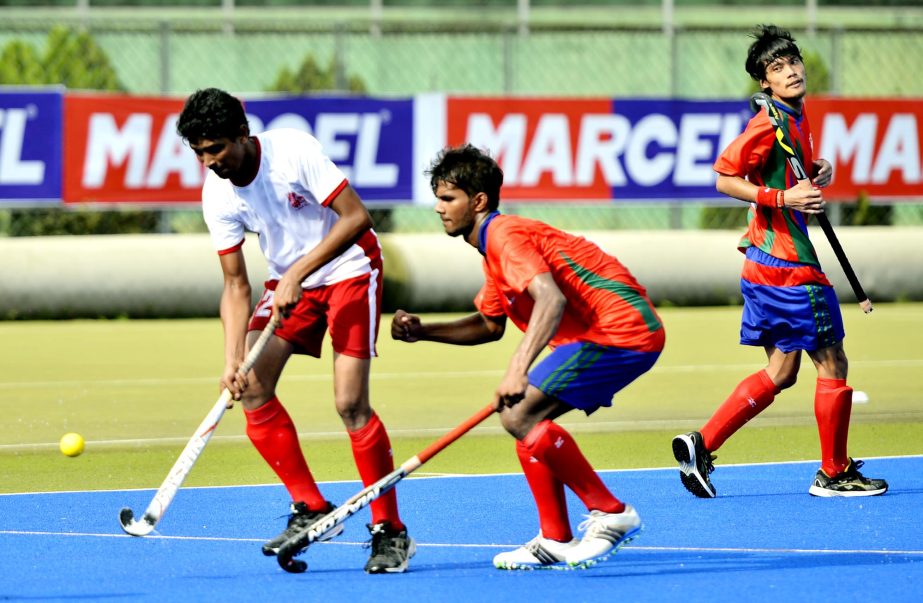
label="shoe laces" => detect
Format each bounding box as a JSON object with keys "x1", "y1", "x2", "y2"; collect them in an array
[
  {"x1": 277, "y1": 503, "x2": 306, "y2": 527},
  {"x1": 576, "y1": 511, "x2": 610, "y2": 537},
  {"x1": 838, "y1": 459, "x2": 871, "y2": 481},
  {"x1": 284, "y1": 502, "x2": 329, "y2": 528},
  {"x1": 365, "y1": 523, "x2": 400, "y2": 555}
]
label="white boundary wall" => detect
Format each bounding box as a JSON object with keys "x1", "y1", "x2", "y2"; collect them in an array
[{"x1": 0, "y1": 228, "x2": 920, "y2": 319}]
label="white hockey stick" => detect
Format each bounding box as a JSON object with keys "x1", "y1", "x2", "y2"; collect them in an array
[{"x1": 119, "y1": 315, "x2": 280, "y2": 536}]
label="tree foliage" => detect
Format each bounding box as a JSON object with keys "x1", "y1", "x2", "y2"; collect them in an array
[
  {"x1": 0, "y1": 40, "x2": 44, "y2": 84},
  {"x1": 0, "y1": 27, "x2": 135, "y2": 236},
  {"x1": 0, "y1": 26, "x2": 124, "y2": 91},
  {"x1": 269, "y1": 54, "x2": 366, "y2": 94}
]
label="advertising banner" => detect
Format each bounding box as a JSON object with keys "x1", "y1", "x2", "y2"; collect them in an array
[
  {"x1": 445, "y1": 97, "x2": 750, "y2": 202},
  {"x1": 245, "y1": 96, "x2": 414, "y2": 202},
  {"x1": 63, "y1": 94, "x2": 189, "y2": 203},
  {"x1": 0, "y1": 88, "x2": 62, "y2": 202},
  {"x1": 63, "y1": 94, "x2": 414, "y2": 204},
  {"x1": 4, "y1": 91, "x2": 919, "y2": 205},
  {"x1": 444, "y1": 96, "x2": 923, "y2": 203},
  {"x1": 812, "y1": 97, "x2": 923, "y2": 200}
]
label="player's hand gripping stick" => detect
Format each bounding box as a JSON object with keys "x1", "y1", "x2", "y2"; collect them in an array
[{"x1": 749, "y1": 92, "x2": 872, "y2": 314}]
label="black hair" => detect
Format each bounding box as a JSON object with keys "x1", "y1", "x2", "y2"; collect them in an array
[
  {"x1": 426, "y1": 144, "x2": 504, "y2": 211},
  {"x1": 176, "y1": 88, "x2": 248, "y2": 144},
  {"x1": 745, "y1": 24, "x2": 803, "y2": 83}
]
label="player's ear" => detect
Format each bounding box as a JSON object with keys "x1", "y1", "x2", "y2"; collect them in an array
[
  {"x1": 238, "y1": 123, "x2": 250, "y2": 140},
  {"x1": 472, "y1": 191, "x2": 491, "y2": 212}
]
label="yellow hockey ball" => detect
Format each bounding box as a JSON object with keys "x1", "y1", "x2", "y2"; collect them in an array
[{"x1": 59, "y1": 432, "x2": 85, "y2": 457}]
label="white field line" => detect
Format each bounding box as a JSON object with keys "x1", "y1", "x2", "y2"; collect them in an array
[
  {"x1": 0, "y1": 358, "x2": 920, "y2": 391},
  {"x1": 1, "y1": 530, "x2": 921, "y2": 557},
  {"x1": 6, "y1": 409, "x2": 923, "y2": 453},
  {"x1": 3, "y1": 455, "x2": 919, "y2": 496},
  {"x1": 2, "y1": 359, "x2": 919, "y2": 452}
]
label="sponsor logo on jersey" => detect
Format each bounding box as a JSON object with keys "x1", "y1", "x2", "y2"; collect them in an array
[{"x1": 288, "y1": 191, "x2": 307, "y2": 209}]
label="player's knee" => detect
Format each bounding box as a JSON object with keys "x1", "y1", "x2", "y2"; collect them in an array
[
  {"x1": 767, "y1": 363, "x2": 799, "y2": 390},
  {"x1": 240, "y1": 389, "x2": 275, "y2": 410},
  {"x1": 775, "y1": 372, "x2": 798, "y2": 390},
  {"x1": 499, "y1": 410, "x2": 532, "y2": 441},
  {"x1": 335, "y1": 398, "x2": 372, "y2": 430}
]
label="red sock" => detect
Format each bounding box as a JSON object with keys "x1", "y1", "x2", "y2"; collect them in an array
[
  {"x1": 516, "y1": 440, "x2": 572, "y2": 542},
  {"x1": 523, "y1": 420, "x2": 624, "y2": 514},
  {"x1": 245, "y1": 397, "x2": 326, "y2": 509},
  {"x1": 815, "y1": 377, "x2": 852, "y2": 476},
  {"x1": 348, "y1": 413, "x2": 403, "y2": 529},
  {"x1": 701, "y1": 370, "x2": 778, "y2": 451}
]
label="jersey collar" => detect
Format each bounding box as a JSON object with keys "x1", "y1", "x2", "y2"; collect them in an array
[
  {"x1": 774, "y1": 99, "x2": 803, "y2": 124},
  {"x1": 477, "y1": 211, "x2": 501, "y2": 256}
]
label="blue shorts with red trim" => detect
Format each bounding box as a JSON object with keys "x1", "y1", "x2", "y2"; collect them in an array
[
  {"x1": 528, "y1": 342, "x2": 660, "y2": 415},
  {"x1": 740, "y1": 248, "x2": 844, "y2": 352}
]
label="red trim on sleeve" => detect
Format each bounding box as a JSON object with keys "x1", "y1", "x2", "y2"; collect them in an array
[
  {"x1": 217, "y1": 239, "x2": 245, "y2": 255},
  {"x1": 321, "y1": 179, "x2": 349, "y2": 207}
]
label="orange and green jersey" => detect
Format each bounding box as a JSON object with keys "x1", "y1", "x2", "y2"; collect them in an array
[
  {"x1": 714, "y1": 101, "x2": 821, "y2": 267},
  {"x1": 474, "y1": 213, "x2": 665, "y2": 353}
]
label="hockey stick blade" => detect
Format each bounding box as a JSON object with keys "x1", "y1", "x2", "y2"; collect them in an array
[
  {"x1": 119, "y1": 507, "x2": 157, "y2": 537},
  {"x1": 118, "y1": 316, "x2": 280, "y2": 537}
]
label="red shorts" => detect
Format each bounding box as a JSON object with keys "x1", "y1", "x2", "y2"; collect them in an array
[{"x1": 249, "y1": 269, "x2": 383, "y2": 359}]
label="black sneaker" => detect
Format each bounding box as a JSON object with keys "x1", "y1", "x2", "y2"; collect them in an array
[
  {"x1": 261, "y1": 501, "x2": 343, "y2": 556},
  {"x1": 808, "y1": 459, "x2": 888, "y2": 497},
  {"x1": 364, "y1": 522, "x2": 416, "y2": 574},
  {"x1": 672, "y1": 431, "x2": 717, "y2": 498}
]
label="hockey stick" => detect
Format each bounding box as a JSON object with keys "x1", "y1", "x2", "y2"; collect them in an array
[
  {"x1": 749, "y1": 92, "x2": 872, "y2": 314},
  {"x1": 119, "y1": 315, "x2": 281, "y2": 536},
  {"x1": 276, "y1": 403, "x2": 496, "y2": 573}
]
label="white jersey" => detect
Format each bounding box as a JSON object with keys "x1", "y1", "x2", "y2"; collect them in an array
[{"x1": 201, "y1": 128, "x2": 380, "y2": 289}]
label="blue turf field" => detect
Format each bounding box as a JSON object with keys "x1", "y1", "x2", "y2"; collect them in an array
[{"x1": 2, "y1": 457, "x2": 921, "y2": 602}]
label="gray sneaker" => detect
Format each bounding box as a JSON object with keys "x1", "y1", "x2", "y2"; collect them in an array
[
  {"x1": 808, "y1": 459, "x2": 888, "y2": 497},
  {"x1": 364, "y1": 522, "x2": 416, "y2": 574},
  {"x1": 672, "y1": 432, "x2": 717, "y2": 498}
]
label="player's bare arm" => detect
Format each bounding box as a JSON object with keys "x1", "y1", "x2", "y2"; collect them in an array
[
  {"x1": 391, "y1": 309, "x2": 505, "y2": 345},
  {"x1": 716, "y1": 173, "x2": 824, "y2": 214},
  {"x1": 496, "y1": 273, "x2": 565, "y2": 409},
  {"x1": 273, "y1": 185, "x2": 373, "y2": 318},
  {"x1": 218, "y1": 248, "x2": 253, "y2": 402}
]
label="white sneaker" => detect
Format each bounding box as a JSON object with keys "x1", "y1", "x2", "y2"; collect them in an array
[
  {"x1": 493, "y1": 534, "x2": 578, "y2": 570},
  {"x1": 564, "y1": 505, "x2": 642, "y2": 568}
]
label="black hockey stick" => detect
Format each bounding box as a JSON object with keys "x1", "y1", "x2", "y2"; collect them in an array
[
  {"x1": 750, "y1": 92, "x2": 872, "y2": 314},
  {"x1": 276, "y1": 403, "x2": 496, "y2": 573},
  {"x1": 119, "y1": 315, "x2": 281, "y2": 536}
]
